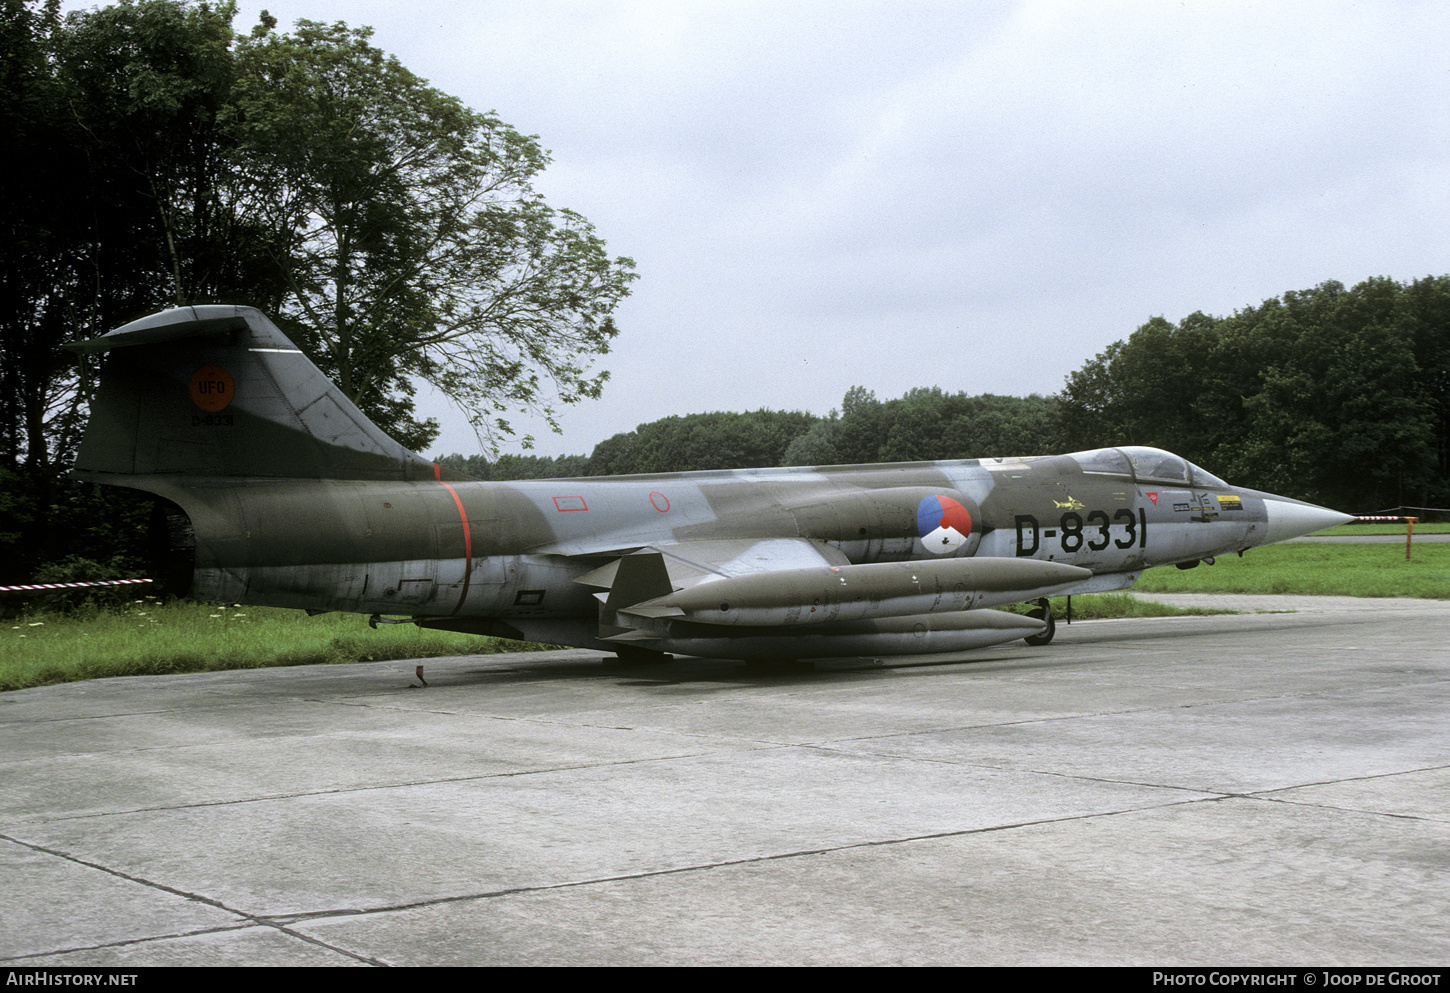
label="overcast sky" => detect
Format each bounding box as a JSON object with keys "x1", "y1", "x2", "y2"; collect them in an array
[{"x1": 199, "y1": 2, "x2": 1450, "y2": 455}]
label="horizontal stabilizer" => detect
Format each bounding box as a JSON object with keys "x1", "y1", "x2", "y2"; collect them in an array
[{"x1": 65, "y1": 313, "x2": 250, "y2": 353}]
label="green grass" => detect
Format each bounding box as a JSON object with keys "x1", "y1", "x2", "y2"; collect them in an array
[
  {"x1": 3, "y1": 592, "x2": 1232, "y2": 692},
  {"x1": 1009, "y1": 592, "x2": 1234, "y2": 622},
  {"x1": 0, "y1": 598, "x2": 553, "y2": 692},
  {"x1": 1134, "y1": 541, "x2": 1450, "y2": 598}
]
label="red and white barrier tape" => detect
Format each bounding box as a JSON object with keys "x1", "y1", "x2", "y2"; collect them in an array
[{"x1": 0, "y1": 578, "x2": 154, "y2": 594}]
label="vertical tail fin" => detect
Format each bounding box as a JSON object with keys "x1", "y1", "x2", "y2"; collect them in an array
[{"x1": 67, "y1": 305, "x2": 438, "y2": 483}]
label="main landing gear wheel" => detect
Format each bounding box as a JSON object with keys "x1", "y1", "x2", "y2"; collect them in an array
[{"x1": 1024, "y1": 597, "x2": 1055, "y2": 646}]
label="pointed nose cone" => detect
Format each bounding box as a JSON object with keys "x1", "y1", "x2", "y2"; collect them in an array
[{"x1": 1260, "y1": 495, "x2": 1355, "y2": 545}]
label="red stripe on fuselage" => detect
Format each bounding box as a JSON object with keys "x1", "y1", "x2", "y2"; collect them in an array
[{"x1": 434, "y1": 463, "x2": 472, "y2": 615}]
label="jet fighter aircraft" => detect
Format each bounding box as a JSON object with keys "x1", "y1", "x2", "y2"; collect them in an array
[{"x1": 67, "y1": 306, "x2": 1353, "y2": 660}]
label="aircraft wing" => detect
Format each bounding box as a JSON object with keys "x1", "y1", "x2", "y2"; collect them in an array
[{"x1": 573, "y1": 537, "x2": 850, "y2": 596}]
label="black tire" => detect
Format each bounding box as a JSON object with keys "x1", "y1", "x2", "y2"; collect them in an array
[{"x1": 1024, "y1": 602, "x2": 1056, "y2": 646}]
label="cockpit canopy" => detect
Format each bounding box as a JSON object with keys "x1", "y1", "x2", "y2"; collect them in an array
[{"x1": 1067, "y1": 446, "x2": 1228, "y2": 489}]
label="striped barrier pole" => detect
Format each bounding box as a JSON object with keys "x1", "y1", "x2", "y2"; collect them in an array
[
  {"x1": 1352, "y1": 516, "x2": 1420, "y2": 560},
  {"x1": 0, "y1": 578, "x2": 155, "y2": 596}
]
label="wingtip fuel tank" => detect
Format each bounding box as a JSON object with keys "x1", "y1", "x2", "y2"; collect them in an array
[{"x1": 66, "y1": 306, "x2": 1355, "y2": 663}]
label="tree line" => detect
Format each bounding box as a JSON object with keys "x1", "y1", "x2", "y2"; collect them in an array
[
  {"x1": 443, "y1": 276, "x2": 1450, "y2": 519},
  {"x1": 439, "y1": 389, "x2": 1061, "y2": 480},
  {"x1": 1057, "y1": 276, "x2": 1450, "y2": 512}
]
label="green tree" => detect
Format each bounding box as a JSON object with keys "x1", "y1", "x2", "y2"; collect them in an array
[
  {"x1": 1210, "y1": 280, "x2": 1438, "y2": 509},
  {"x1": 227, "y1": 18, "x2": 636, "y2": 450},
  {"x1": 820, "y1": 385, "x2": 1060, "y2": 465},
  {"x1": 780, "y1": 415, "x2": 841, "y2": 466},
  {"x1": 1056, "y1": 312, "x2": 1221, "y2": 463},
  {"x1": 1, "y1": 0, "x2": 275, "y2": 474},
  {"x1": 55, "y1": 0, "x2": 258, "y2": 307},
  {"x1": 584, "y1": 431, "x2": 639, "y2": 476},
  {"x1": 831, "y1": 386, "x2": 884, "y2": 463},
  {"x1": 1, "y1": 0, "x2": 635, "y2": 586},
  {"x1": 940, "y1": 393, "x2": 1061, "y2": 457},
  {"x1": 585, "y1": 410, "x2": 816, "y2": 475},
  {"x1": 0, "y1": 0, "x2": 236, "y2": 589},
  {"x1": 1401, "y1": 275, "x2": 1450, "y2": 487},
  {"x1": 0, "y1": 0, "x2": 74, "y2": 473},
  {"x1": 1057, "y1": 277, "x2": 1450, "y2": 509},
  {"x1": 435, "y1": 451, "x2": 591, "y2": 481}
]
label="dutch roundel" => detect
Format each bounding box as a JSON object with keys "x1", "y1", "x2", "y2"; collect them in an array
[{"x1": 917, "y1": 494, "x2": 973, "y2": 554}]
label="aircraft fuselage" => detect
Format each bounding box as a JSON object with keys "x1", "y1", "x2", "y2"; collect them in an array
[
  {"x1": 136, "y1": 448, "x2": 1281, "y2": 624},
  {"x1": 70, "y1": 306, "x2": 1352, "y2": 661}
]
